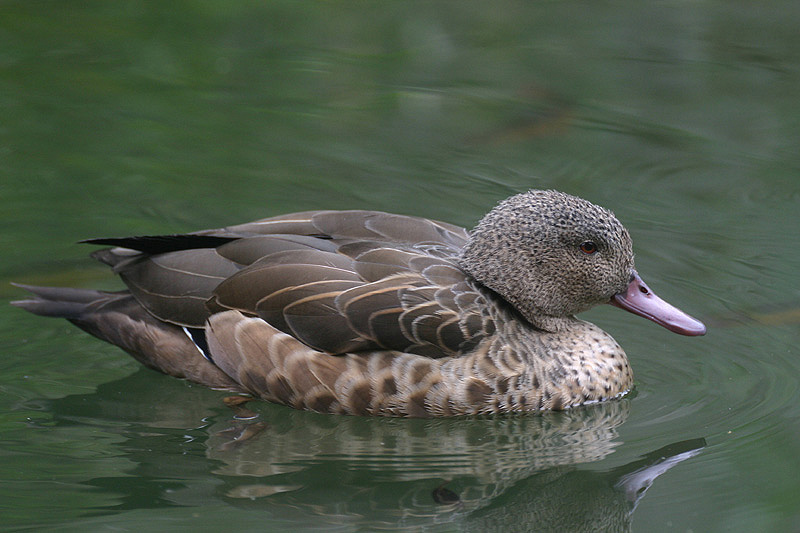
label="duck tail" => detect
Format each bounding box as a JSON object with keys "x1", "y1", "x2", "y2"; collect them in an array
[
  {"x1": 11, "y1": 283, "x2": 242, "y2": 391},
  {"x1": 10, "y1": 283, "x2": 125, "y2": 319}
]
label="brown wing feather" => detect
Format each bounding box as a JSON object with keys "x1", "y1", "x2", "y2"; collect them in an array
[
  {"x1": 311, "y1": 210, "x2": 468, "y2": 247},
  {"x1": 346, "y1": 247, "x2": 420, "y2": 282},
  {"x1": 213, "y1": 263, "x2": 362, "y2": 313},
  {"x1": 211, "y1": 211, "x2": 323, "y2": 237},
  {"x1": 255, "y1": 279, "x2": 362, "y2": 332},
  {"x1": 88, "y1": 208, "x2": 490, "y2": 359},
  {"x1": 215, "y1": 234, "x2": 339, "y2": 264},
  {"x1": 118, "y1": 249, "x2": 241, "y2": 327},
  {"x1": 335, "y1": 276, "x2": 423, "y2": 344},
  {"x1": 281, "y1": 291, "x2": 371, "y2": 353}
]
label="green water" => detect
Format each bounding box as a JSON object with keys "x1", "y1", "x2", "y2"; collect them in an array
[{"x1": 2, "y1": 2, "x2": 799, "y2": 531}]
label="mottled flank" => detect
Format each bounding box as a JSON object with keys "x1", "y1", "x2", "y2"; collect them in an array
[{"x1": 12, "y1": 190, "x2": 703, "y2": 417}]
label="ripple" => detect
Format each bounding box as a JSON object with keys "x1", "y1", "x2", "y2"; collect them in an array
[{"x1": 622, "y1": 314, "x2": 800, "y2": 456}]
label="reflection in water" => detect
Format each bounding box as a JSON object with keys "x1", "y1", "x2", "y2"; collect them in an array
[
  {"x1": 208, "y1": 397, "x2": 630, "y2": 479},
  {"x1": 207, "y1": 397, "x2": 703, "y2": 531},
  {"x1": 463, "y1": 440, "x2": 704, "y2": 533},
  {"x1": 40, "y1": 371, "x2": 704, "y2": 531}
]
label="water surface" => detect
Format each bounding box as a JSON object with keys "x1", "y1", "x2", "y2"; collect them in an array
[{"x1": 2, "y1": 2, "x2": 800, "y2": 531}]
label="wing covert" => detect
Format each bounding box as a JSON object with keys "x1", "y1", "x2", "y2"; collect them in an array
[{"x1": 86, "y1": 208, "x2": 490, "y2": 358}]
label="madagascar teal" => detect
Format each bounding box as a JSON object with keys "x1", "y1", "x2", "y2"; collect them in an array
[{"x1": 13, "y1": 190, "x2": 705, "y2": 417}]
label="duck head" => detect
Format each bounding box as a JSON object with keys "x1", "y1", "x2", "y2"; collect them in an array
[{"x1": 459, "y1": 190, "x2": 705, "y2": 336}]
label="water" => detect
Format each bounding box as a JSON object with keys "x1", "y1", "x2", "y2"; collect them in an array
[{"x1": 2, "y1": 2, "x2": 800, "y2": 531}]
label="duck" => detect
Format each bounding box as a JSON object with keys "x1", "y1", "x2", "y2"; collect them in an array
[{"x1": 13, "y1": 190, "x2": 705, "y2": 417}]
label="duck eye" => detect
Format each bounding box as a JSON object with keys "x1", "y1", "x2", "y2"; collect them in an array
[{"x1": 579, "y1": 241, "x2": 598, "y2": 254}]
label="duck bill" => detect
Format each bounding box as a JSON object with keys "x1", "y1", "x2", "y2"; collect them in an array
[{"x1": 610, "y1": 271, "x2": 706, "y2": 336}]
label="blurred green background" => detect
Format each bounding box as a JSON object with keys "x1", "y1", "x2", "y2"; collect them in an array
[{"x1": 2, "y1": 2, "x2": 799, "y2": 531}]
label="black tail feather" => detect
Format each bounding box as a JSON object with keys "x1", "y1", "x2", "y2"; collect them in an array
[{"x1": 82, "y1": 234, "x2": 237, "y2": 255}]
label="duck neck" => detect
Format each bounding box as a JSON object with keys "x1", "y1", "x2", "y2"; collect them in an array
[{"x1": 522, "y1": 311, "x2": 577, "y2": 334}]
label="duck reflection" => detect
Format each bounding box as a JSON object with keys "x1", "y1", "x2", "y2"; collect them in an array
[
  {"x1": 461, "y1": 440, "x2": 704, "y2": 533},
  {"x1": 44, "y1": 371, "x2": 704, "y2": 531},
  {"x1": 207, "y1": 395, "x2": 703, "y2": 531}
]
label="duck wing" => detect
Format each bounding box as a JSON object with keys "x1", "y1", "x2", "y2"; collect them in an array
[{"x1": 87, "y1": 210, "x2": 494, "y2": 358}]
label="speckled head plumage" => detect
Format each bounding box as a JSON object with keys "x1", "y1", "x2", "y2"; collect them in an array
[{"x1": 459, "y1": 190, "x2": 634, "y2": 330}]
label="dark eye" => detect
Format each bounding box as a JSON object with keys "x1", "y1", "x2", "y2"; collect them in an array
[{"x1": 579, "y1": 241, "x2": 598, "y2": 255}]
